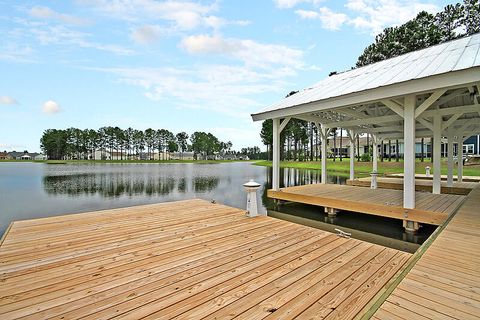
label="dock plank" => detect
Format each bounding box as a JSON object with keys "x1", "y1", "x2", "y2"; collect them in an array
[
  {"x1": 373, "y1": 185, "x2": 480, "y2": 319},
  {"x1": 347, "y1": 176, "x2": 476, "y2": 195},
  {"x1": 0, "y1": 199, "x2": 411, "y2": 320},
  {"x1": 268, "y1": 184, "x2": 465, "y2": 225}
]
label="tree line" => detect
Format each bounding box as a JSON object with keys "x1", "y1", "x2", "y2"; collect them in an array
[
  {"x1": 40, "y1": 127, "x2": 236, "y2": 160},
  {"x1": 356, "y1": 0, "x2": 479, "y2": 66},
  {"x1": 260, "y1": 118, "x2": 352, "y2": 162}
]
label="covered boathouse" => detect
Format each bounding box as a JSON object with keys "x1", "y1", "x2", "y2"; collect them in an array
[{"x1": 251, "y1": 33, "x2": 480, "y2": 232}]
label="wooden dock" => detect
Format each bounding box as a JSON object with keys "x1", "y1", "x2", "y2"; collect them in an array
[
  {"x1": 372, "y1": 184, "x2": 480, "y2": 320},
  {"x1": 386, "y1": 173, "x2": 480, "y2": 183},
  {"x1": 268, "y1": 184, "x2": 465, "y2": 225},
  {"x1": 0, "y1": 199, "x2": 411, "y2": 320},
  {"x1": 347, "y1": 177, "x2": 476, "y2": 195}
]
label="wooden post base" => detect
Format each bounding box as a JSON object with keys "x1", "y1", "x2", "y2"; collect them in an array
[
  {"x1": 403, "y1": 220, "x2": 420, "y2": 233},
  {"x1": 324, "y1": 207, "x2": 339, "y2": 217}
]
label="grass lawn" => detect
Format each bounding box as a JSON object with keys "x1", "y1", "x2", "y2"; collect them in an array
[
  {"x1": 253, "y1": 158, "x2": 480, "y2": 177},
  {"x1": 0, "y1": 159, "x2": 252, "y2": 165}
]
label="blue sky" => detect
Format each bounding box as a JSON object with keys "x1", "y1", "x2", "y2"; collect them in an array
[{"x1": 0, "y1": 0, "x2": 451, "y2": 152}]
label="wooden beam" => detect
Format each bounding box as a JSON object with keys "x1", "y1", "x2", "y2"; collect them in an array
[
  {"x1": 324, "y1": 114, "x2": 402, "y2": 128},
  {"x1": 416, "y1": 117, "x2": 434, "y2": 131},
  {"x1": 279, "y1": 117, "x2": 291, "y2": 133},
  {"x1": 415, "y1": 90, "x2": 447, "y2": 118},
  {"x1": 421, "y1": 104, "x2": 480, "y2": 117},
  {"x1": 441, "y1": 113, "x2": 462, "y2": 131},
  {"x1": 382, "y1": 99, "x2": 404, "y2": 118}
]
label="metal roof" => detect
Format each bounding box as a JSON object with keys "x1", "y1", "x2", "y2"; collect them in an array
[{"x1": 252, "y1": 33, "x2": 480, "y2": 121}]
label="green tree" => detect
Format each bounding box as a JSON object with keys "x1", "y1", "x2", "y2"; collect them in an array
[
  {"x1": 40, "y1": 129, "x2": 69, "y2": 160},
  {"x1": 463, "y1": 0, "x2": 480, "y2": 34},
  {"x1": 133, "y1": 130, "x2": 145, "y2": 158},
  {"x1": 144, "y1": 128, "x2": 155, "y2": 160},
  {"x1": 176, "y1": 132, "x2": 189, "y2": 159},
  {"x1": 356, "y1": 1, "x2": 479, "y2": 67},
  {"x1": 260, "y1": 120, "x2": 273, "y2": 160}
]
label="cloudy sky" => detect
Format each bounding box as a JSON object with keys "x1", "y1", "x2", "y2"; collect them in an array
[{"x1": 0, "y1": 0, "x2": 450, "y2": 152}]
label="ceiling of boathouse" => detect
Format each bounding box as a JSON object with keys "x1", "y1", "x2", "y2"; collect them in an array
[{"x1": 292, "y1": 87, "x2": 480, "y2": 139}]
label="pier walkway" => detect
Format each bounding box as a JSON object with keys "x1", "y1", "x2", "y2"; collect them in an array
[
  {"x1": 372, "y1": 184, "x2": 480, "y2": 319},
  {"x1": 0, "y1": 199, "x2": 411, "y2": 320},
  {"x1": 347, "y1": 176, "x2": 476, "y2": 195},
  {"x1": 268, "y1": 184, "x2": 465, "y2": 226},
  {"x1": 386, "y1": 173, "x2": 480, "y2": 182}
]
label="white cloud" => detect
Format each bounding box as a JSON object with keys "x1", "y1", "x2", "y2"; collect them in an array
[
  {"x1": 295, "y1": 9, "x2": 320, "y2": 19},
  {"x1": 288, "y1": 0, "x2": 440, "y2": 34},
  {"x1": 42, "y1": 100, "x2": 62, "y2": 114},
  {"x1": 346, "y1": 0, "x2": 440, "y2": 34},
  {"x1": 29, "y1": 6, "x2": 91, "y2": 26},
  {"x1": 296, "y1": 7, "x2": 348, "y2": 30},
  {"x1": 131, "y1": 25, "x2": 162, "y2": 44},
  {"x1": 81, "y1": 0, "x2": 249, "y2": 32},
  {"x1": 0, "y1": 96, "x2": 18, "y2": 105},
  {"x1": 0, "y1": 44, "x2": 36, "y2": 63},
  {"x1": 89, "y1": 64, "x2": 294, "y2": 119},
  {"x1": 274, "y1": 0, "x2": 323, "y2": 9},
  {"x1": 82, "y1": 0, "x2": 217, "y2": 30},
  {"x1": 181, "y1": 35, "x2": 304, "y2": 69},
  {"x1": 32, "y1": 25, "x2": 134, "y2": 55}
]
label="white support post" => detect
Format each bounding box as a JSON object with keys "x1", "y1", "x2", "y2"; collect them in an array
[
  {"x1": 457, "y1": 131, "x2": 463, "y2": 182},
  {"x1": 321, "y1": 125, "x2": 328, "y2": 184},
  {"x1": 447, "y1": 131, "x2": 454, "y2": 187},
  {"x1": 349, "y1": 130, "x2": 355, "y2": 180},
  {"x1": 433, "y1": 114, "x2": 442, "y2": 194},
  {"x1": 272, "y1": 118, "x2": 280, "y2": 191},
  {"x1": 403, "y1": 95, "x2": 416, "y2": 209},
  {"x1": 372, "y1": 135, "x2": 378, "y2": 173}
]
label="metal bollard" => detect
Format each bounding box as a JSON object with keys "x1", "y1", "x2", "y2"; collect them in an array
[{"x1": 425, "y1": 166, "x2": 431, "y2": 177}]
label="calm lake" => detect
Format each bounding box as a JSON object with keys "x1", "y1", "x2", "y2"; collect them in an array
[{"x1": 0, "y1": 162, "x2": 433, "y2": 252}]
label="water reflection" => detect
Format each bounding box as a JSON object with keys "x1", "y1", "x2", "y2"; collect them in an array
[
  {"x1": 266, "y1": 167, "x2": 347, "y2": 188},
  {"x1": 43, "y1": 174, "x2": 219, "y2": 197}
]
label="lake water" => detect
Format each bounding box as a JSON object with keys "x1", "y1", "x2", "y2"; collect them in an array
[{"x1": 0, "y1": 162, "x2": 433, "y2": 252}]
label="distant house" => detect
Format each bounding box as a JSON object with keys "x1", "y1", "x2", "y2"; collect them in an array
[
  {"x1": 0, "y1": 151, "x2": 12, "y2": 160},
  {"x1": 34, "y1": 154, "x2": 48, "y2": 160},
  {"x1": 6, "y1": 151, "x2": 46, "y2": 160},
  {"x1": 170, "y1": 152, "x2": 194, "y2": 160},
  {"x1": 92, "y1": 149, "x2": 111, "y2": 160},
  {"x1": 325, "y1": 134, "x2": 480, "y2": 159},
  {"x1": 8, "y1": 151, "x2": 24, "y2": 160},
  {"x1": 463, "y1": 134, "x2": 480, "y2": 156},
  {"x1": 152, "y1": 152, "x2": 171, "y2": 161}
]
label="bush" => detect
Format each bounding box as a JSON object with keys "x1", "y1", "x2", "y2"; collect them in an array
[{"x1": 360, "y1": 153, "x2": 371, "y2": 162}]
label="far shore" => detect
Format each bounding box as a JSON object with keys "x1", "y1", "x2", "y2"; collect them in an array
[
  {"x1": 2, "y1": 158, "x2": 479, "y2": 177},
  {"x1": 253, "y1": 159, "x2": 480, "y2": 177},
  {"x1": 0, "y1": 159, "x2": 254, "y2": 165}
]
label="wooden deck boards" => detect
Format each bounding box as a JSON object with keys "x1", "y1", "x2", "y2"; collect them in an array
[
  {"x1": 268, "y1": 184, "x2": 465, "y2": 225},
  {"x1": 0, "y1": 199, "x2": 411, "y2": 320},
  {"x1": 386, "y1": 173, "x2": 480, "y2": 182},
  {"x1": 347, "y1": 177, "x2": 477, "y2": 195},
  {"x1": 373, "y1": 185, "x2": 480, "y2": 320}
]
